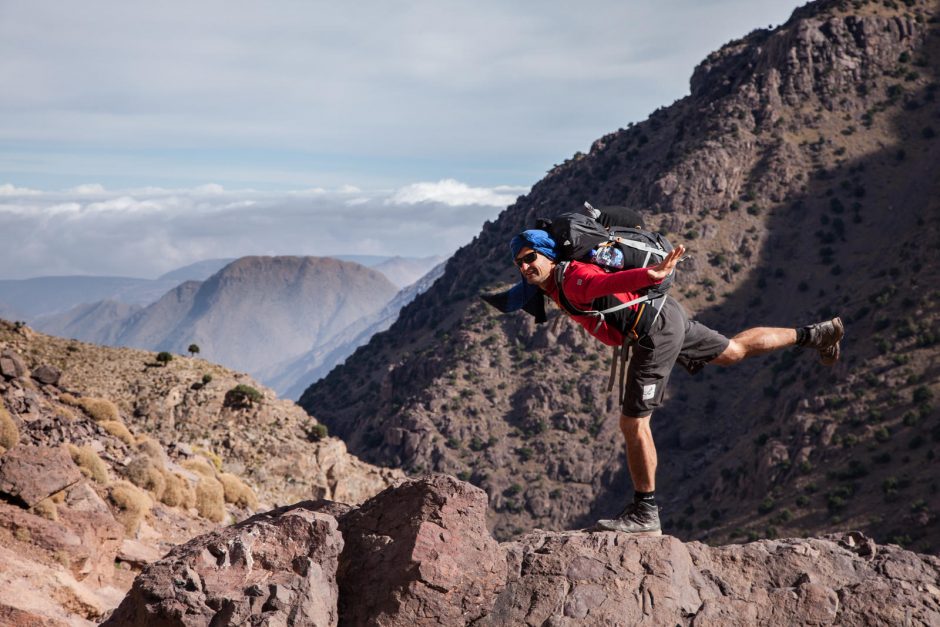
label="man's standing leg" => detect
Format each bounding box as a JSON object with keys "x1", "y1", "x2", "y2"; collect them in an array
[
  {"x1": 620, "y1": 414, "x2": 656, "y2": 493},
  {"x1": 595, "y1": 413, "x2": 662, "y2": 534}
]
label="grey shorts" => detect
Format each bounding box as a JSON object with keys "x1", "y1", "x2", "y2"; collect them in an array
[{"x1": 621, "y1": 297, "x2": 729, "y2": 417}]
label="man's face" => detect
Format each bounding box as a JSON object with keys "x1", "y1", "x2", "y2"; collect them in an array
[{"x1": 514, "y1": 246, "x2": 554, "y2": 287}]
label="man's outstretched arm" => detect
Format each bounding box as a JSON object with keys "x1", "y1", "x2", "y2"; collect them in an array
[{"x1": 568, "y1": 244, "x2": 686, "y2": 301}]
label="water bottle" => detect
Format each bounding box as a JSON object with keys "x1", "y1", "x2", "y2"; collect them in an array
[{"x1": 594, "y1": 243, "x2": 624, "y2": 269}]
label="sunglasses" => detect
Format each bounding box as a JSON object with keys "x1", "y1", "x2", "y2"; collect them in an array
[{"x1": 514, "y1": 251, "x2": 539, "y2": 268}]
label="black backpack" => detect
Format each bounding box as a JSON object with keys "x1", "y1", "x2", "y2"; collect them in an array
[{"x1": 535, "y1": 204, "x2": 676, "y2": 313}]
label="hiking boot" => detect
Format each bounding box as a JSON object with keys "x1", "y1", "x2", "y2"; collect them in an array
[
  {"x1": 803, "y1": 317, "x2": 844, "y2": 366},
  {"x1": 594, "y1": 501, "x2": 662, "y2": 535}
]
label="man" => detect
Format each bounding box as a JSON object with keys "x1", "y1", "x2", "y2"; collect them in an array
[{"x1": 508, "y1": 228, "x2": 843, "y2": 535}]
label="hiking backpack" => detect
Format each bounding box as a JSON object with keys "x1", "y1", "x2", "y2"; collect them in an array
[{"x1": 535, "y1": 203, "x2": 675, "y2": 335}]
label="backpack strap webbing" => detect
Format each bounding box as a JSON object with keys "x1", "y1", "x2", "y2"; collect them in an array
[{"x1": 554, "y1": 262, "x2": 652, "y2": 334}]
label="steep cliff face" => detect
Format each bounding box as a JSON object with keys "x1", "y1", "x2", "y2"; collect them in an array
[{"x1": 302, "y1": 0, "x2": 940, "y2": 546}]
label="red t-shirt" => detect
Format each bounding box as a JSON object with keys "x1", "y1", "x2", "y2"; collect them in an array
[{"x1": 543, "y1": 262, "x2": 661, "y2": 346}]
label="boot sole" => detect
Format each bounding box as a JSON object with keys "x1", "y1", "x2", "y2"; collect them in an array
[{"x1": 591, "y1": 524, "x2": 662, "y2": 536}]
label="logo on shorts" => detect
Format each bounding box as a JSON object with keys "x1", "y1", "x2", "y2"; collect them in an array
[{"x1": 642, "y1": 384, "x2": 656, "y2": 401}]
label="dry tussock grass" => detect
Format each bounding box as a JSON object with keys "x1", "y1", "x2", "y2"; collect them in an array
[
  {"x1": 67, "y1": 444, "x2": 110, "y2": 485},
  {"x1": 0, "y1": 403, "x2": 19, "y2": 451},
  {"x1": 160, "y1": 471, "x2": 193, "y2": 508},
  {"x1": 101, "y1": 420, "x2": 135, "y2": 446},
  {"x1": 74, "y1": 397, "x2": 120, "y2": 423},
  {"x1": 109, "y1": 480, "x2": 153, "y2": 536},
  {"x1": 125, "y1": 456, "x2": 166, "y2": 501},
  {"x1": 58, "y1": 392, "x2": 78, "y2": 405},
  {"x1": 193, "y1": 446, "x2": 223, "y2": 471},
  {"x1": 194, "y1": 475, "x2": 226, "y2": 522},
  {"x1": 135, "y1": 436, "x2": 166, "y2": 468},
  {"x1": 181, "y1": 457, "x2": 217, "y2": 479},
  {"x1": 218, "y1": 472, "x2": 258, "y2": 510},
  {"x1": 31, "y1": 498, "x2": 58, "y2": 522}
]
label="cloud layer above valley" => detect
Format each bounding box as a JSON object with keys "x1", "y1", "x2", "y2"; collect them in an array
[{"x1": 0, "y1": 182, "x2": 525, "y2": 279}]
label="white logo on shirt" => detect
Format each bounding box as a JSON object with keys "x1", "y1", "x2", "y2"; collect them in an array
[{"x1": 642, "y1": 384, "x2": 656, "y2": 400}]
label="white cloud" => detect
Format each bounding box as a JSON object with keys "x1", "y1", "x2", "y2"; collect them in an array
[
  {"x1": 195, "y1": 183, "x2": 225, "y2": 194},
  {"x1": 0, "y1": 180, "x2": 516, "y2": 279},
  {"x1": 68, "y1": 183, "x2": 106, "y2": 195},
  {"x1": 389, "y1": 179, "x2": 525, "y2": 207},
  {"x1": 0, "y1": 183, "x2": 41, "y2": 196}
]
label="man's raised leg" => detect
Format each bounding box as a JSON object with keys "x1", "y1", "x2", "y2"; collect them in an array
[{"x1": 712, "y1": 317, "x2": 843, "y2": 366}]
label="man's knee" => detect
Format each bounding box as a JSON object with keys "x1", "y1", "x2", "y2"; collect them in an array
[{"x1": 619, "y1": 413, "x2": 651, "y2": 439}]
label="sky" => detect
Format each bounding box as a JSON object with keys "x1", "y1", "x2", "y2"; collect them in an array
[{"x1": 0, "y1": 0, "x2": 805, "y2": 279}]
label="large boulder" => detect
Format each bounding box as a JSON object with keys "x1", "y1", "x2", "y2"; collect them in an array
[
  {"x1": 336, "y1": 474, "x2": 506, "y2": 626},
  {"x1": 30, "y1": 365, "x2": 61, "y2": 386},
  {"x1": 103, "y1": 500, "x2": 344, "y2": 627},
  {"x1": 0, "y1": 445, "x2": 82, "y2": 507},
  {"x1": 0, "y1": 349, "x2": 27, "y2": 380}
]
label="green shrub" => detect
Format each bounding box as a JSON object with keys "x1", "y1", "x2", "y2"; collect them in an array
[
  {"x1": 758, "y1": 497, "x2": 775, "y2": 514},
  {"x1": 156, "y1": 351, "x2": 173, "y2": 366},
  {"x1": 308, "y1": 423, "x2": 329, "y2": 441},
  {"x1": 224, "y1": 384, "x2": 263, "y2": 408}
]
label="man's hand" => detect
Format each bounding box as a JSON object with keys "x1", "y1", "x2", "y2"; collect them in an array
[{"x1": 647, "y1": 244, "x2": 686, "y2": 282}]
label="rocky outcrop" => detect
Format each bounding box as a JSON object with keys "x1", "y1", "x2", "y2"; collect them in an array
[
  {"x1": 110, "y1": 475, "x2": 940, "y2": 626},
  {"x1": 0, "y1": 445, "x2": 81, "y2": 507},
  {"x1": 104, "y1": 502, "x2": 344, "y2": 627}
]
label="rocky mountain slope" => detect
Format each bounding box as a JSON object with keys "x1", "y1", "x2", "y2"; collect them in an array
[
  {"x1": 38, "y1": 256, "x2": 399, "y2": 389},
  {"x1": 370, "y1": 255, "x2": 445, "y2": 288},
  {"x1": 302, "y1": 0, "x2": 940, "y2": 549},
  {"x1": 264, "y1": 261, "x2": 447, "y2": 400},
  {"x1": 0, "y1": 320, "x2": 402, "y2": 624},
  {"x1": 104, "y1": 475, "x2": 940, "y2": 626}
]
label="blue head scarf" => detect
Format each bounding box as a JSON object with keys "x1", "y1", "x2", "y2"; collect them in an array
[
  {"x1": 480, "y1": 229, "x2": 556, "y2": 323},
  {"x1": 510, "y1": 229, "x2": 557, "y2": 261}
]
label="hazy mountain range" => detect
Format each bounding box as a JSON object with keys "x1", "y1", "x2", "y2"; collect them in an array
[
  {"x1": 3, "y1": 254, "x2": 443, "y2": 396},
  {"x1": 0, "y1": 254, "x2": 441, "y2": 321}
]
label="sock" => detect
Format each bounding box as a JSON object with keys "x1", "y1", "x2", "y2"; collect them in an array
[
  {"x1": 634, "y1": 490, "x2": 656, "y2": 507},
  {"x1": 795, "y1": 327, "x2": 809, "y2": 346}
]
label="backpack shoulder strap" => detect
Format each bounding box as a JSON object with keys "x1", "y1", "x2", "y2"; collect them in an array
[{"x1": 554, "y1": 262, "x2": 652, "y2": 333}]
